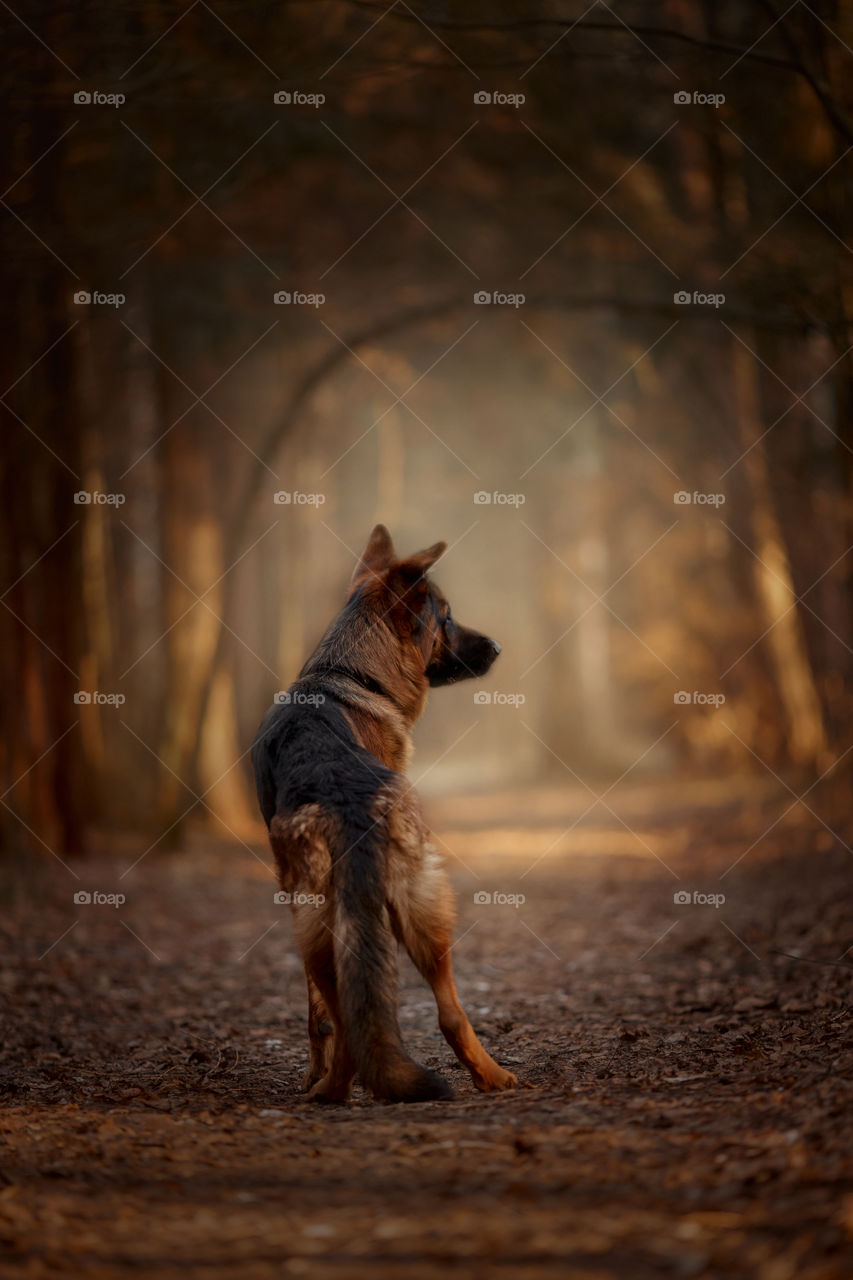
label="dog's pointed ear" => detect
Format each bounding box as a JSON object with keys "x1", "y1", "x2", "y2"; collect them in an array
[
  {"x1": 403, "y1": 541, "x2": 447, "y2": 577},
  {"x1": 350, "y1": 524, "x2": 397, "y2": 589},
  {"x1": 387, "y1": 540, "x2": 447, "y2": 601}
]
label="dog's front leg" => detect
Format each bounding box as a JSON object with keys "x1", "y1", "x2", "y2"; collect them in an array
[
  {"x1": 428, "y1": 945, "x2": 518, "y2": 1093},
  {"x1": 392, "y1": 844, "x2": 517, "y2": 1093}
]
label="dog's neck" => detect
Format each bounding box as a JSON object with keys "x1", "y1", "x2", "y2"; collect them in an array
[
  {"x1": 301, "y1": 598, "x2": 429, "y2": 731},
  {"x1": 306, "y1": 660, "x2": 428, "y2": 730},
  {"x1": 317, "y1": 666, "x2": 393, "y2": 703}
]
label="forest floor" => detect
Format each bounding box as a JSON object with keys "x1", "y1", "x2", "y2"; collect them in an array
[{"x1": 1, "y1": 777, "x2": 852, "y2": 1279}]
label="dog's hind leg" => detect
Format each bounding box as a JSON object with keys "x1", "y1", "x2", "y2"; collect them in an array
[
  {"x1": 302, "y1": 970, "x2": 334, "y2": 1092},
  {"x1": 329, "y1": 807, "x2": 452, "y2": 1103},
  {"x1": 271, "y1": 810, "x2": 342, "y2": 1096},
  {"x1": 301, "y1": 937, "x2": 356, "y2": 1104}
]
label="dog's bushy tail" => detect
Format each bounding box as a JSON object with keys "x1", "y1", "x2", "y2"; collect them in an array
[{"x1": 330, "y1": 804, "x2": 452, "y2": 1103}]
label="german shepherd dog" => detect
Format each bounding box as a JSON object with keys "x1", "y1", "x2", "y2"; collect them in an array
[{"x1": 251, "y1": 525, "x2": 517, "y2": 1103}]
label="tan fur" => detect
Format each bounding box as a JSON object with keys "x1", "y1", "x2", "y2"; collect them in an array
[
  {"x1": 269, "y1": 804, "x2": 332, "y2": 898},
  {"x1": 380, "y1": 782, "x2": 518, "y2": 1093}
]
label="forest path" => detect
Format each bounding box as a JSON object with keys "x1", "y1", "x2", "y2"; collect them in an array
[{"x1": 2, "y1": 781, "x2": 852, "y2": 1278}]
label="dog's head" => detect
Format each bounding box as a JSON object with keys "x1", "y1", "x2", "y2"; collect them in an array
[{"x1": 350, "y1": 524, "x2": 501, "y2": 687}]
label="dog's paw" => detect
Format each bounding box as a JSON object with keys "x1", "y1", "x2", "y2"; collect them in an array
[
  {"x1": 474, "y1": 1065, "x2": 518, "y2": 1092},
  {"x1": 308, "y1": 1076, "x2": 351, "y2": 1104},
  {"x1": 373, "y1": 1063, "x2": 454, "y2": 1103},
  {"x1": 301, "y1": 1067, "x2": 324, "y2": 1092}
]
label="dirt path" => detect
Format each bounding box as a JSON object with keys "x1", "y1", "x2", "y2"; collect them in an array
[{"x1": 2, "y1": 782, "x2": 852, "y2": 1278}]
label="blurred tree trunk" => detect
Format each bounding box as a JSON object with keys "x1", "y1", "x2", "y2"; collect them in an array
[
  {"x1": 0, "y1": 270, "x2": 67, "y2": 853},
  {"x1": 376, "y1": 409, "x2": 404, "y2": 529},
  {"x1": 155, "y1": 422, "x2": 254, "y2": 840},
  {"x1": 699, "y1": 17, "x2": 833, "y2": 769},
  {"x1": 122, "y1": 285, "x2": 169, "y2": 787},
  {"x1": 75, "y1": 316, "x2": 114, "y2": 812},
  {"x1": 572, "y1": 419, "x2": 616, "y2": 767},
  {"x1": 540, "y1": 464, "x2": 581, "y2": 771},
  {"x1": 197, "y1": 666, "x2": 257, "y2": 837},
  {"x1": 1, "y1": 108, "x2": 90, "y2": 855},
  {"x1": 730, "y1": 333, "x2": 828, "y2": 767},
  {"x1": 155, "y1": 428, "x2": 221, "y2": 839},
  {"x1": 277, "y1": 433, "x2": 309, "y2": 683}
]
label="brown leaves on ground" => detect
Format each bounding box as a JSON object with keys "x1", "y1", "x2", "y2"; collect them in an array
[{"x1": 1, "y1": 781, "x2": 852, "y2": 1278}]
